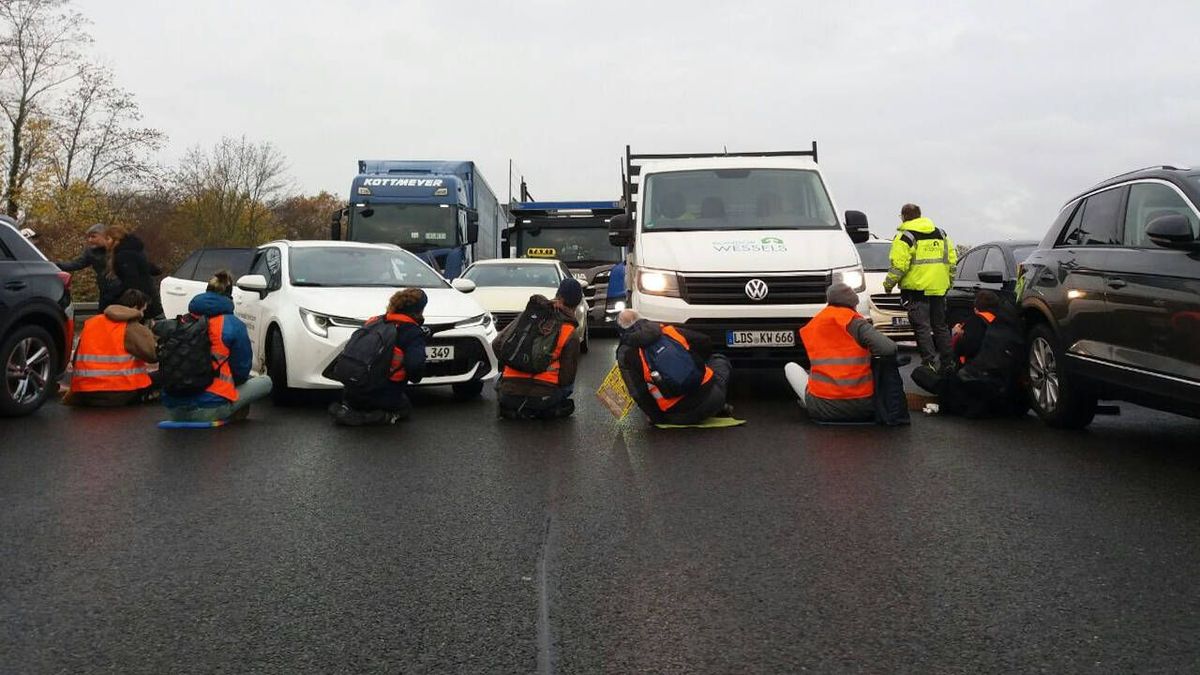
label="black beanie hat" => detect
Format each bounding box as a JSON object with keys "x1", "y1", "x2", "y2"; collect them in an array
[{"x1": 557, "y1": 278, "x2": 584, "y2": 308}]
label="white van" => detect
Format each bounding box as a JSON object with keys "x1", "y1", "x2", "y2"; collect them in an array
[{"x1": 607, "y1": 145, "x2": 871, "y2": 364}]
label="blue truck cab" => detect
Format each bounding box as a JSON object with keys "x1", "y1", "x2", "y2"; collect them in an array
[
  {"x1": 332, "y1": 160, "x2": 504, "y2": 279},
  {"x1": 506, "y1": 200, "x2": 627, "y2": 325}
]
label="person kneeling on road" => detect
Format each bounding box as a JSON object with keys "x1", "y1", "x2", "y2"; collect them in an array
[
  {"x1": 492, "y1": 278, "x2": 583, "y2": 420},
  {"x1": 328, "y1": 289, "x2": 429, "y2": 426},
  {"x1": 65, "y1": 288, "x2": 160, "y2": 407},
  {"x1": 786, "y1": 283, "x2": 906, "y2": 424},
  {"x1": 616, "y1": 309, "x2": 734, "y2": 426},
  {"x1": 158, "y1": 271, "x2": 272, "y2": 422},
  {"x1": 910, "y1": 290, "x2": 1026, "y2": 418}
]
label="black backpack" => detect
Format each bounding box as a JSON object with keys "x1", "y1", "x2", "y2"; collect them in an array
[
  {"x1": 495, "y1": 297, "x2": 565, "y2": 374},
  {"x1": 157, "y1": 315, "x2": 221, "y2": 396},
  {"x1": 331, "y1": 319, "x2": 397, "y2": 390}
]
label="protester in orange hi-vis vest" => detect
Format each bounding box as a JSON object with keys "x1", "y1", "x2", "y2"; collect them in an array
[
  {"x1": 615, "y1": 310, "x2": 733, "y2": 426},
  {"x1": 492, "y1": 278, "x2": 583, "y2": 419},
  {"x1": 786, "y1": 283, "x2": 900, "y2": 423},
  {"x1": 65, "y1": 289, "x2": 159, "y2": 407}
]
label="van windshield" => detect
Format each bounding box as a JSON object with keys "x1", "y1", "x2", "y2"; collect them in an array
[{"x1": 642, "y1": 169, "x2": 838, "y2": 232}]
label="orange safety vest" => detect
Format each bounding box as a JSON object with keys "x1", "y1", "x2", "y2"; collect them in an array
[
  {"x1": 205, "y1": 314, "x2": 238, "y2": 402},
  {"x1": 798, "y1": 306, "x2": 874, "y2": 400},
  {"x1": 502, "y1": 322, "x2": 575, "y2": 386},
  {"x1": 958, "y1": 309, "x2": 996, "y2": 364},
  {"x1": 375, "y1": 313, "x2": 420, "y2": 383},
  {"x1": 71, "y1": 315, "x2": 151, "y2": 393},
  {"x1": 638, "y1": 325, "x2": 715, "y2": 411}
]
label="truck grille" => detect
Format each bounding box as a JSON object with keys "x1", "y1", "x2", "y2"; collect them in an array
[
  {"x1": 679, "y1": 273, "x2": 831, "y2": 305},
  {"x1": 492, "y1": 311, "x2": 520, "y2": 331},
  {"x1": 870, "y1": 293, "x2": 904, "y2": 311}
]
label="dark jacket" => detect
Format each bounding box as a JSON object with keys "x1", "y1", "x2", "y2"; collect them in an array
[
  {"x1": 57, "y1": 246, "x2": 118, "y2": 306},
  {"x1": 491, "y1": 296, "x2": 580, "y2": 397},
  {"x1": 616, "y1": 319, "x2": 715, "y2": 424},
  {"x1": 103, "y1": 235, "x2": 162, "y2": 317},
  {"x1": 161, "y1": 292, "x2": 253, "y2": 408}
]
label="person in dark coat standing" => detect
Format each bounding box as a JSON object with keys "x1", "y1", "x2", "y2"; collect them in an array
[
  {"x1": 102, "y1": 225, "x2": 162, "y2": 319},
  {"x1": 55, "y1": 223, "x2": 120, "y2": 309}
]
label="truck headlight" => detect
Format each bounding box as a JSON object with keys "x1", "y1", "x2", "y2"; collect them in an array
[
  {"x1": 299, "y1": 307, "x2": 331, "y2": 338},
  {"x1": 455, "y1": 312, "x2": 493, "y2": 330},
  {"x1": 834, "y1": 267, "x2": 866, "y2": 293},
  {"x1": 637, "y1": 268, "x2": 681, "y2": 298}
]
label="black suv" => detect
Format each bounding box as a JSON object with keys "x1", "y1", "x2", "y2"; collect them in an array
[
  {"x1": 0, "y1": 218, "x2": 73, "y2": 416},
  {"x1": 1017, "y1": 166, "x2": 1200, "y2": 428}
]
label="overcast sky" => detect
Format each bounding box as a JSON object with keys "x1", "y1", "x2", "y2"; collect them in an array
[{"x1": 77, "y1": 0, "x2": 1199, "y2": 245}]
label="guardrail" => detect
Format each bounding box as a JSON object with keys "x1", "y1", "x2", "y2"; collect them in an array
[{"x1": 75, "y1": 302, "x2": 99, "y2": 320}]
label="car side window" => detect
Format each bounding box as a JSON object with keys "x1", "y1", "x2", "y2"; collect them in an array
[
  {"x1": 264, "y1": 248, "x2": 282, "y2": 289},
  {"x1": 173, "y1": 250, "x2": 201, "y2": 279},
  {"x1": 956, "y1": 248, "x2": 985, "y2": 281},
  {"x1": 0, "y1": 238, "x2": 13, "y2": 261},
  {"x1": 193, "y1": 249, "x2": 252, "y2": 282},
  {"x1": 1061, "y1": 187, "x2": 1125, "y2": 246},
  {"x1": 1123, "y1": 183, "x2": 1200, "y2": 247},
  {"x1": 981, "y1": 247, "x2": 1007, "y2": 276}
]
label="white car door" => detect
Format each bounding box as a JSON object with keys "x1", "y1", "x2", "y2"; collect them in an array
[
  {"x1": 159, "y1": 250, "x2": 206, "y2": 318},
  {"x1": 233, "y1": 246, "x2": 283, "y2": 372}
]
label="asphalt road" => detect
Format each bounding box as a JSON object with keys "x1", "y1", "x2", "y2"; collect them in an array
[{"x1": 3, "y1": 338, "x2": 1200, "y2": 673}]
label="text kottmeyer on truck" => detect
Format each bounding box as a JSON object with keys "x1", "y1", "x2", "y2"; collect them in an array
[
  {"x1": 331, "y1": 160, "x2": 505, "y2": 279},
  {"x1": 507, "y1": 200, "x2": 626, "y2": 326},
  {"x1": 608, "y1": 143, "x2": 872, "y2": 365}
]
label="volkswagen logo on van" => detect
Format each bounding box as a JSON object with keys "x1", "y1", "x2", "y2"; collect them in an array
[{"x1": 744, "y1": 278, "x2": 769, "y2": 301}]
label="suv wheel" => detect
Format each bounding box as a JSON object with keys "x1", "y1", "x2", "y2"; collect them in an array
[
  {"x1": 1, "y1": 325, "x2": 59, "y2": 417},
  {"x1": 1027, "y1": 323, "x2": 1096, "y2": 429}
]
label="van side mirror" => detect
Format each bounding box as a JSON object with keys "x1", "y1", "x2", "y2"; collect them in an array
[
  {"x1": 844, "y1": 210, "x2": 870, "y2": 244},
  {"x1": 1145, "y1": 213, "x2": 1200, "y2": 249},
  {"x1": 609, "y1": 213, "x2": 633, "y2": 247}
]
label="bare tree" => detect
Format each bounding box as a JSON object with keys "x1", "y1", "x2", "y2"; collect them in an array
[
  {"x1": 174, "y1": 136, "x2": 291, "y2": 245},
  {"x1": 0, "y1": 0, "x2": 90, "y2": 216},
  {"x1": 51, "y1": 66, "x2": 164, "y2": 190}
]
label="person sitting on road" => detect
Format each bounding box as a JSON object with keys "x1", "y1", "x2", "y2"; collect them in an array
[
  {"x1": 159, "y1": 271, "x2": 271, "y2": 422},
  {"x1": 65, "y1": 289, "x2": 159, "y2": 407},
  {"x1": 616, "y1": 309, "x2": 734, "y2": 426},
  {"x1": 911, "y1": 290, "x2": 1026, "y2": 418},
  {"x1": 492, "y1": 278, "x2": 583, "y2": 420},
  {"x1": 329, "y1": 288, "x2": 429, "y2": 426},
  {"x1": 785, "y1": 283, "x2": 902, "y2": 424}
]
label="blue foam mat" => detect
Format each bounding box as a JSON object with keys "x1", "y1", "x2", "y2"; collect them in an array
[{"x1": 157, "y1": 420, "x2": 228, "y2": 429}]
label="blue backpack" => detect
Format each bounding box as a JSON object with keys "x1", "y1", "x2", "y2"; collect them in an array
[{"x1": 644, "y1": 332, "x2": 702, "y2": 397}]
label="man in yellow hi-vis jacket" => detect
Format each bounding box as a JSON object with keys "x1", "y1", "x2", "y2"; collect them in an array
[{"x1": 882, "y1": 203, "x2": 958, "y2": 372}]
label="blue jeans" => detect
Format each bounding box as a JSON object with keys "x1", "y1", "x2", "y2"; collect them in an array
[{"x1": 166, "y1": 376, "x2": 273, "y2": 422}]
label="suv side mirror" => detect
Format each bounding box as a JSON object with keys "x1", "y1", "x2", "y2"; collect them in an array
[
  {"x1": 844, "y1": 210, "x2": 870, "y2": 244},
  {"x1": 609, "y1": 213, "x2": 633, "y2": 247},
  {"x1": 977, "y1": 270, "x2": 1004, "y2": 284},
  {"x1": 1145, "y1": 213, "x2": 1200, "y2": 249}
]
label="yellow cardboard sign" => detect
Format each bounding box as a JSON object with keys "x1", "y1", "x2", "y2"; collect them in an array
[
  {"x1": 595, "y1": 362, "x2": 634, "y2": 419},
  {"x1": 526, "y1": 247, "x2": 557, "y2": 258}
]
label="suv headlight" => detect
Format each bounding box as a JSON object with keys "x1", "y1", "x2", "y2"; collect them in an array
[
  {"x1": 455, "y1": 312, "x2": 493, "y2": 330},
  {"x1": 637, "y1": 268, "x2": 681, "y2": 298},
  {"x1": 833, "y1": 266, "x2": 866, "y2": 293}
]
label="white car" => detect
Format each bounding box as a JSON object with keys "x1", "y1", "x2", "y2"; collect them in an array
[
  {"x1": 855, "y1": 238, "x2": 913, "y2": 340},
  {"x1": 459, "y1": 258, "x2": 590, "y2": 353},
  {"x1": 230, "y1": 240, "x2": 498, "y2": 404},
  {"x1": 160, "y1": 247, "x2": 255, "y2": 318}
]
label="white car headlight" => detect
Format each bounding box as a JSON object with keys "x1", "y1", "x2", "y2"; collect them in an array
[
  {"x1": 455, "y1": 312, "x2": 493, "y2": 330},
  {"x1": 299, "y1": 307, "x2": 330, "y2": 338},
  {"x1": 834, "y1": 267, "x2": 866, "y2": 293},
  {"x1": 637, "y1": 268, "x2": 681, "y2": 298}
]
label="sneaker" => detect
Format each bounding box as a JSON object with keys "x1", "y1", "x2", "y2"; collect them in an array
[{"x1": 719, "y1": 403, "x2": 735, "y2": 418}]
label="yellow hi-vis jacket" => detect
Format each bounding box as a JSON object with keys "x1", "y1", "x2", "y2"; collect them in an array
[{"x1": 884, "y1": 217, "x2": 957, "y2": 296}]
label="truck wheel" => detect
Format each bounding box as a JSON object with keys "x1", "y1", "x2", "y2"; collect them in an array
[
  {"x1": 452, "y1": 381, "x2": 484, "y2": 400},
  {"x1": 1026, "y1": 323, "x2": 1096, "y2": 429},
  {"x1": 0, "y1": 325, "x2": 58, "y2": 417},
  {"x1": 267, "y1": 328, "x2": 299, "y2": 406}
]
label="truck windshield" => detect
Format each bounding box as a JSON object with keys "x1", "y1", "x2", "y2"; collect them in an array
[
  {"x1": 516, "y1": 227, "x2": 622, "y2": 265},
  {"x1": 643, "y1": 169, "x2": 838, "y2": 232},
  {"x1": 350, "y1": 203, "x2": 458, "y2": 250}
]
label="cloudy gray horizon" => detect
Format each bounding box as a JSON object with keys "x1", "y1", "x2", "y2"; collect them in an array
[{"x1": 78, "y1": 0, "x2": 1199, "y2": 245}]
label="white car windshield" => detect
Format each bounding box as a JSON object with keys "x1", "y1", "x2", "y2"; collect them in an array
[
  {"x1": 288, "y1": 247, "x2": 448, "y2": 288},
  {"x1": 463, "y1": 264, "x2": 561, "y2": 288}
]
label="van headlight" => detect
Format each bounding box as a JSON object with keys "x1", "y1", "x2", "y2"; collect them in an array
[
  {"x1": 833, "y1": 267, "x2": 866, "y2": 293},
  {"x1": 455, "y1": 312, "x2": 493, "y2": 330},
  {"x1": 637, "y1": 268, "x2": 681, "y2": 298}
]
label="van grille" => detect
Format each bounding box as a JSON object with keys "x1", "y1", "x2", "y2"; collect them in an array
[{"x1": 679, "y1": 273, "x2": 831, "y2": 305}]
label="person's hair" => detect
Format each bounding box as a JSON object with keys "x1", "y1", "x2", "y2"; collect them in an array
[
  {"x1": 103, "y1": 225, "x2": 130, "y2": 278},
  {"x1": 388, "y1": 288, "x2": 426, "y2": 319},
  {"x1": 900, "y1": 203, "x2": 922, "y2": 221},
  {"x1": 206, "y1": 269, "x2": 235, "y2": 296},
  {"x1": 616, "y1": 309, "x2": 640, "y2": 329},
  {"x1": 117, "y1": 288, "x2": 149, "y2": 310},
  {"x1": 975, "y1": 289, "x2": 1000, "y2": 313}
]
